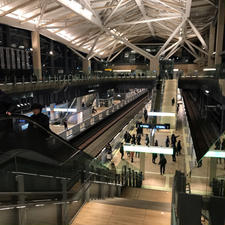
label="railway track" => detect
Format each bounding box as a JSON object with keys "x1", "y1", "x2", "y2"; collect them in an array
[
  {"x1": 182, "y1": 90, "x2": 220, "y2": 161},
  {"x1": 70, "y1": 92, "x2": 148, "y2": 157}
]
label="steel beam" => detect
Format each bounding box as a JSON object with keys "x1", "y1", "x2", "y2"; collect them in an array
[
  {"x1": 186, "y1": 40, "x2": 208, "y2": 56},
  {"x1": 110, "y1": 16, "x2": 182, "y2": 26},
  {"x1": 188, "y1": 19, "x2": 208, "y2": 50},
  {"x1": 135, "y1": 0, "x2": 155, "y2": 36},
  {"x1": 109, "y1": 47, "x2": 126, "y2": 62},
  {"x1": 104, "y1": 0, "x2": 125, "y2": 25},
  {"x1": 156, "y1": 19, "x2": 186, "y2": 57}
]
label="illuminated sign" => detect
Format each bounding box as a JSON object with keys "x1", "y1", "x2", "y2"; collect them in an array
[
  {"x1": 139, "y1": 124, "x2": 170, "y2": 129},
  {"x1": 124, "y1": 144, "x2": 173, "y2": 154},
  {"x1": 148, "y1": 112, "x2": 175, "y2": 117},
  {"x1": 204, "y1": 150, "x2": 225, "y2": 158}
]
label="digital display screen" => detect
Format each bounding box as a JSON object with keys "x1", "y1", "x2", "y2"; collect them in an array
[{"x1": 139, "y1": 124, "x2": 170, "y2": 129}]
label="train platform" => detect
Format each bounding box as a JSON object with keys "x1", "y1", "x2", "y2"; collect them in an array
[{"x1": 50, "y1": 99, "x2": 121, "y2": 135}]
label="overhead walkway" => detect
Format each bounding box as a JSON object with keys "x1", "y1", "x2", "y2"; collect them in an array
[{"x1": 159, "y1": 79, "x2": 177, "y2": 129}]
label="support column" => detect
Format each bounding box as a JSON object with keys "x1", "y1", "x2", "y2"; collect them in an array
[
  {"x1": 31, "y1": 31, "x2": 42, "y2": 80},
  {"x1": 215, "y1": 0, "x2": 225, "y2": 65},
  {"x1": 150, "y1": 58, "x2": 159, "y2": 75},
  {"x1": 209, "y1": 158, "x2": 217, "y2": 183},
  {"x1": 208, "y1": 23, "x2": 216, "y2": 66},
  {"x1": 82, "y1": 58, "x2": 91, "y2": 77}
]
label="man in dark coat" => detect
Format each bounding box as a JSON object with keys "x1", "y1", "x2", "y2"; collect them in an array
[
  {"x1": 30, "y1": 103, "x2": 50, "y2": 130},
  {"x1": 28, "y1": 103, "x2": 50, "y2": 153},
  {"x1": 0, "y1": 89, "x2": 16, "y2": 152},
  {"x1": 159, "y1": 154, "x2": 167, "y2": 175},
  {"x1": 0, "y1": 89, "x2": 16, "y2": 116}
]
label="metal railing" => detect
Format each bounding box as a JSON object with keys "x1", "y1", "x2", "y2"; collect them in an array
[{"x1": 59, "y1": 89, "x2": 148, "y2": 140}]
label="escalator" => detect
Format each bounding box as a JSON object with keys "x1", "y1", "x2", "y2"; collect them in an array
[
  {"x1": 0, "y1": 114, "x2": 111, "y2": 193},
  {"x1": 0, "y1": 114, "x2": 143, "y2": 193}
]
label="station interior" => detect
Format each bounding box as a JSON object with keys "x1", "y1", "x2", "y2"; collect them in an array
[{"x1": 0, "y1": 0, "x2": 225, "y2": 225}]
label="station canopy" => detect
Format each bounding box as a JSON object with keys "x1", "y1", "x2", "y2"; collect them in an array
[{"x1": 0, "y1": 0, "x2": 217, "y2": 60}]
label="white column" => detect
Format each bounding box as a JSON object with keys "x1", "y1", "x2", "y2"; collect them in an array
[
  {"x1": 31, "y1": 31, "x2": 42, "y2": 80},
  {"x1": 208, "y1": 23, "x2": 216, "y2": 66},
  {"x1": 82, "y1": 58, "x2": 91, "y2": 76},
  {"x1": 150, "y1": 59, "x2": 159, "y2": 75},
  {"x1": 215, "y1": 0, "x2": 225, "y2": 65}
]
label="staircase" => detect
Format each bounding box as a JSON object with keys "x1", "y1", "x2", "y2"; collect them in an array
[{"x1": 71, "y1": 188, "x2": 171, "y2": 225}]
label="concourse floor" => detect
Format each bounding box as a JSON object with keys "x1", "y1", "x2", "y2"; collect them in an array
[
  {"x1": 107, "y1": 98, "x2": 215, "y2": 195},
  {"x1": 107, "y1": 112, "x2": 185, "y2": 192}
]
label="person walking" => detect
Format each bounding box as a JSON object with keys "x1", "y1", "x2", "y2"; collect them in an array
[
  {"x1": 159, "y1": 154, "x2": 167, "y2": 175},
  {"x1": 172, "y1": 143, "x2": 177, "y2": 162},
  {"x1": 215, "y1": 138, "x2": 221, "y2": 163},
  {"x1": 221, "y1": 139, "x2": 225, "y2": 169},
  {"x1": 165, "y1": 136, "x2": 170, "y2": 147},
  {"x1": 171, "y1": 97, "x2": 175, "y2": 106},
  {"x1": 144, "y1": 108, "x2": 148, "y2": 123},
  {"x1": 130, "y1": 134, "x2": 136, "y2": 162},
  {"x1": 137, "y1": 134, "x2": 141, "y2": 145},
  {"x1": 120, "y1": 142, "x2": 124, "y2": 160},
  {"x1": 106, "y1": 143, "x2": 112, "y2": 161},
  {"x1": 145, "y1": 134, "x2": 150, "y2": 146},
  {"x1": 176, "y1": 140, "x2": 182, "y2": 155},
  {"x1": 63, "y1": 120, "x2": 68, "y2": 130},
  {"x1": 152, "y1": 140, "x2": 158, "y2": 164}
]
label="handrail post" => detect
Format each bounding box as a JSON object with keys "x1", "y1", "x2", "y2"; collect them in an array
[
  {"x1": 128, "y1": 168, "x2": 131, "y2": 187},
  {"x1": 16, "y1": 175, "x2": 26, "y2": 225},
  {"x1": 61, "y1": 179, "x2": 68, "y2": 225}
]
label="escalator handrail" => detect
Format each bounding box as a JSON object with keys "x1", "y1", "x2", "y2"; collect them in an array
[{"x1": 0, "y1": 114, "x2": 86, "y2": 165}]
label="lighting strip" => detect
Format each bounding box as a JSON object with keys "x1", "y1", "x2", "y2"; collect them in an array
[
  {"x1": 124, "y1": 144, "x2": 173, "y2": 155},
  {"x1": 147, "y1": 112, "x2": 175, "y2": 117},
  {"x1": 204, "y1": 150, "x2": 225, "y2": 158},
  {"x1": 203, "y1": 68, "x2": 216, "y2": 71},
  {"x1": 45, "y1": 108, "x2": 77, "y2": 112}
]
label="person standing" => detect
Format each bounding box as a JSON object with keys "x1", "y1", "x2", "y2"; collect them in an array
[
  {"x1": 0, "y1": 89, "x2": 16, "y2": 151},
  {"x1": 176, "y1": 140, "x2": 182, "y2": 155},
  {"x1": 159, "y1": 154, "x2": 167, "y2": 175},
  {"x1": 0, "y1": 89, "x2": 16, "y2": 116},
  {"x1": 171, "y1": 133, "x2": 179, "y2": 146},
  {"x1": 144, "y1": 108, "x2": 148, "y2": 123},
  {"x1": 120, "y1": 142, "x2": 124, "y2": 160},
  {"x1": 30, "y1": 103, "x2": 50, "y2": 130},
  {"x1": 165, "y1": 136, "x2": 170, "y2": 147},
  {"x1": 215, "y1": 138, "x2": 221, "y2": 163},
  {"x1": 172, "y1": 143, "x2": 176, "y2": 162}
]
